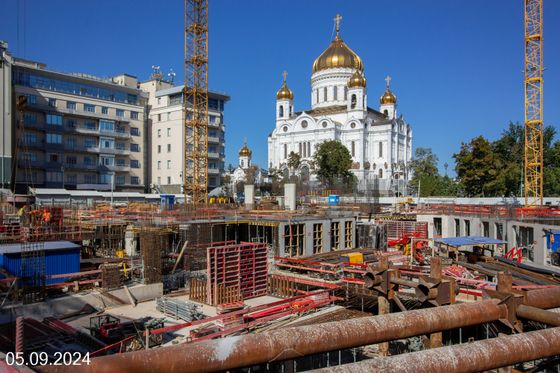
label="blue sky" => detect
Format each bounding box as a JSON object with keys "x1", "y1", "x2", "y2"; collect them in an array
[{"x1": 2, "y1": 0, "x2": 559, "y2": 174}]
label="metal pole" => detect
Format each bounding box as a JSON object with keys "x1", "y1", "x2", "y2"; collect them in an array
[
  {"x1": 111, "y1": 172, "x2": 114, "y2": 206},
  {"x1": 312, "y1": 327, "x2": 560, "y2": 373},
  {"x1": 59, "y1": 300, "x2": 507, "y2": 373}
]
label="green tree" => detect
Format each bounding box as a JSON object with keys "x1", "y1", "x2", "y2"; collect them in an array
[
  {"x1": 454, "y1": 136, "x2": 501, "y2": 197},
  {"x1": 313, "y1": 140, "x2": 354, "y2": 189},
  {"x1": 409, "y1": 148, "x2": 438, "y2": 190}
]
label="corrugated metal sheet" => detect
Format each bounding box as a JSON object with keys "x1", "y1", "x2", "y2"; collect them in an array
[{"x1": 1, "y1": 248, "x2": 80, "y2": 285}]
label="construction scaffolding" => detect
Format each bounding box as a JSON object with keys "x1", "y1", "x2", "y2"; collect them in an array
[{"x1": 20, "y1": 240, "x2": 46, "y2": 304}]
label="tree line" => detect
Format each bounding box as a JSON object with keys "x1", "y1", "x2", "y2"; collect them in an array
[{"x1": 412, "y1": 122, "x2": 560, "y2": 197}]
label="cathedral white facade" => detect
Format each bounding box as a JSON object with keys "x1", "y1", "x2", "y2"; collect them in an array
[{"x1": 267, "y1": 17, "x2": 413, "y2": 195}]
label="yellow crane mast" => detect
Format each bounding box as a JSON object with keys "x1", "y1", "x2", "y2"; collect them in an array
[
  {"x1": 184, "y1": 0, "x2": 209, "y2": 206},
  {"x1": 524, "y1": 0, "x2": 544, "y2": 207}
]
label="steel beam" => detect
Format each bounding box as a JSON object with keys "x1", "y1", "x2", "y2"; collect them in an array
[
  {"x1": 313, "y1": 327, "x2": 560, "y2": 373},
  {"x1": 524, "y1": 287, "x2": 560, "y2": 309},
  {"x1": 55, "y1": 299, "x2": 506, "y2": 373}
]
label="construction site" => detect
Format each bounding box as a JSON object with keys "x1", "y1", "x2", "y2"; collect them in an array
[{"x1": 0, "y1": 0, "x2": 559, "y2": 372}]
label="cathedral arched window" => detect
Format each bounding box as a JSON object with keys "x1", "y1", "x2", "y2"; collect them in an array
[
  {"x1": 344, "y1": 86, "x2": 348, "y2": 101},
  {"x1": 279, "y1": 105, "x2": 284, "y2": 118},
  {"x1": 351, "y1": 141, "x2": 355, "y2": 157},
  {"x1": 334, "y1": 86, "x2": 338, "y2": 101},
  {"x1": 384, "y1": 109, "x2": 388, "y2": 116},
  {"x1": 379, "y1": 169, "x2": 383, "y2": 178},
  {"x1": 379, "y1": 142, "x2": 383, "y2": 157},
  {"x1": 351, "y1": 94, "x2": 357, "y2": 109},
  {"x1": 323, "y1": 87, "x2": 327, "y2": 102}
]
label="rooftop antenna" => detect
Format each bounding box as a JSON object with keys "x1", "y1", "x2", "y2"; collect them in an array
[
  {"x1": 151, "y1": 65, "x2": 163, "y2": 81},
  {"x1": 168, "y1": 68, "x2": 176, "y2": 83}
]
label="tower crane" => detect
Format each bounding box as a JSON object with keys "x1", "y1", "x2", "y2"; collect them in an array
[
  {"x1": 184, "y1": 0, "x2": 209, "y2": 206},
  {"x1": 524, "y1": 0, "x2": 544, "y2": 207}
]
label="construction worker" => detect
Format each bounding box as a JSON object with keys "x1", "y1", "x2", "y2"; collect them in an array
[{"x1": 43, "y1": 209, "x2": 52, "y2": 223}]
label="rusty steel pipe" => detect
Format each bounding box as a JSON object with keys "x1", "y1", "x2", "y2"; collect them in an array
[
  {"x1": 524, "y1": 286, "x2": 560, "y2": 309},
  {"x1": 312, "y1": 327, "x2": 560, "y2": 373},
  {"x1": 50, "y1": 299, "x2": 507, "y2": 373},
  {"x1": 517, "y1": 304, "x2": 560, "y2": 326}
]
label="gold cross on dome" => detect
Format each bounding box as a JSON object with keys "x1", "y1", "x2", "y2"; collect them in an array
[
  {"x1": 334, "y1": 14, "x2": 342, "y2": 34},
  {"x1": 385, "y1": 75, "x2": 392, "y2": 88},
  {"x1": 282, "y1": 70, "x2": 288, "y2": 83}
]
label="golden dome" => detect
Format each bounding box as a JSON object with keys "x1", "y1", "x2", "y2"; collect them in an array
[
  {"x1": 312, "y1": 35, "x2": 364, "y2": 74},
  {"x1": 380, "y1": 88, "x2": 397, "y2": 105},
  {"x1": 276, "y1": 82, "x2": 293, "y2": 100},
  {"x1": 239, "y1": 145, "x2": 252, "y2": 157},
  {"x1": 347, "y1": 70, "x2": 366, "y2": 88}
]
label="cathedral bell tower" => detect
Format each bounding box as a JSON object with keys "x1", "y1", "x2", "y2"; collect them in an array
[
  {"x1": 276, "y1": 71, "x2": 293, "y2": 125},
  {"x1": 380, "y1": 75, "x2": 397, "y2": 120},
  {"x1": 239, "y1": 141, "x2": 252, "y2": 170},
  {"x1": 347, "y1": 70, "x2": 367, "y2": 118}
]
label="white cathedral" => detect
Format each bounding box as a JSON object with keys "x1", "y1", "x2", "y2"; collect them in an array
[{"x1": 267, "y1": 15, "x2": 413, "y2": 195}]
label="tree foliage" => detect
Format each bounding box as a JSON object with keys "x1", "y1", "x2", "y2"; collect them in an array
[
  {"x1": 454, "y1": 122, "x2": 560, "y2": 197},
  {"x1": 409, "y1": 147, "x2": 458, "y2": 197},
  {"x1": 313, "y1": 140, "x2": 354, "y2": 189}
]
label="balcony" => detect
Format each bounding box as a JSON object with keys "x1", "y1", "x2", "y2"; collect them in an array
[
  {"x1": 85, "y1": 147, "x2": 130, "y2": 155},
  {"x1": 208, "y1": 136, "x2": 221, "y2": 143},
  {"x1": 64, "y1": 163, "x2": 97, "y2": 171},
  {"x1": 55, "y1": 105, "x2": 132, "y2": 123},
  {"x1": 208, "y1": 168, "x2": 220, "y2": 175},
  {"x1": 74, "y1": 127, "x2": 99, "y2": 135},
  {"x1": 100, "y1": 164, "x2": 131, "y2": 172},
  {"x1": 207, "y1": 152, "x2": 220, "y2": 159},
  {"x1": 17, "y1": 159, "x2": 43, "y2": 169}
]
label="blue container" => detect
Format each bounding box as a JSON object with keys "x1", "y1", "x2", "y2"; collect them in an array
[
  {"x1": 1, "y1": 248, "x2": 80, "y2": 285},
  {"x1": 328, "y1": 195, "x2": 340, "y2": 206},
  {"x1": 546, "y1": 229, "x2": 560, "y2": 253},
  {"x1": 160, "y1": 194, "x2": 176, "y2": 210}
]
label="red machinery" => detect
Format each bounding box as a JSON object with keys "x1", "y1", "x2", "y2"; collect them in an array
[{"x1": 388, "y1": 232, "x2": 429, "y2": 265}]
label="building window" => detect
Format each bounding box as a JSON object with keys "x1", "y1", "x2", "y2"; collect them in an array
[
  {"x1": 455, "y1": 219, "x2": 461, "y2": 236},
  {"x1": 384, "y1": 109, "x2": 388, "y2": 116},
  {"x1": 279, "y1": 105, "x2": 284, "y2": 117},
  {"x1": 167, "y1": 128, "x2": 171, "y2": 137},
  {"x1": 351, "y1": 141, "x2": 355, "y2": 157},
  {"x1": 131, "y1": 160, "x2": 139, "y2": 168},
  {"x1": 66, "y1": 101, "x2": 76, "y2": 110},
  {"x1": 167, "y1": 160, "x2": 171, "y2": 169},
  {"x1": 483, "y1": 221, "x2": 490, "y2": 237},
  {"x1": 24, "y1": 133, "x2": 37, "y2": 144},
  {"x1": 130, "y1": 111, "x2": 139, "y2": 120},
  {"x1": 23, "y1": 93, "x2": 37, "y2": 104},
  {"x1": 22, "y1": 152, "x2": 37, "y2": 162},
  {"x1": 48, "y1": 98, "x2": 56, "y2": 107},
  {"x1": 116, "y1": 109, "x2": 124, "y2": 117},
  {"x1": 115, "y1": 175, "x2": 125, "y2": 185},
  {"x1": 131, "y1": 176, "x2": 139, "y2": 185},
  {"x1": 46, "y1": 114, "x2": 62, "y2": 126},
  {"x1": 495, "y1": 223, "x2": 504, "y2": 240},
  {"x1": 284, "y1": 144, "x2": 287, "y2": 159},
  {"x1": 46, "y1": 133, "x2": 62, "y2": 144},
  {"x1": 84, "y1": 174, "x2": 97, "y2": 184},
  {"x1": 102, "y1": 106, "x2": 109, "y2": 114},
  {"x1": 344, "y1": 221, "x2": 353, "y2": 249},
  {"x1": 379, "y1": 142, "x2": 383, "y2": 158},
  {"x1": 157, "y1": 114, "x2": 161, "y2": 122},
  {"x1": 313, "y1": 223, "x2": 323, "y2": 254},
  {"x1": 344, "y1": 86, "x2": 348, "y2": 100},
  {"x1": 157, "y1": 176, "x2": 161, "y2": 185},
  {"x1": 24, "y1": 112, "x2": 37, "y2": 124},
  {"x1": 167, "y1": 144, "x2": 171, "y2": 153},
  {"x1": 84, "y1": 138, "x2": 97, "y2": 148},
  {"x1": 334, "y1": 86, "x2": 338, "y2": 100},
  {"x1": 85, "y1": 121, "x2": 96, "y2": 130},
  {"x1": 46, "y1": 171, "x2": 63, "y2": 182},
  {"x1": 299, "y1": 142, "x2": 302, "y2": 156},
  {"x1": 66, "y1": 119, "x2": 76, "y2": 128},
  {"x1": 157, "y1": 129, "x2": 161, "y2": 138},
  {"x1": 100, "y1": 156, "x2": 114, "y2": 166},
  {"x1": 157, "y1": 145, "x2": 161, "y2": 154},
  {"x1": 100, "y1": 138, "x2": 115, "y2": 149},
  {"x1": 315, "y1": 89, "x2": 319, "y2": 103},
  {"x1": 323, "y1": 87, "x2": 327, "y2": 101},
  {"x1": 464, "y1": 220, "x2": 471, "y2": 236},
  {"x1": 331, "y1": 222, "x2": 340, "y2": 250},
  {"x1": 131, "y1": 127, "x2": 140, "y2": 136},
  {"x1": 66, "y1": 174, "x2": 77, "y2": 184},
  {"x1": 157, "y1": 161, "x2": 161, "y2": 170},
  {"x1": 167, "y1": 176, "x2": 171, "y2": 184},
  {"x1": 308, "y1": 142, "x2": 311, "y2": 156},
  {"x1": 84, "y1": 103, "x2": 95, "y2": 112},
  {"x1": 284, "y1": 224, "x2": 305, "y2": 257},
  {"x1": 66, "y1": 137, "x2": 76, "y2": 149},
  {"x1": 130, "y1": 143, "x2": 140, "y2": 152},
  {"x1": 100, "y1": 120, "x2": 115, "y2": 132},
  {"x1": 378, "y1": 169, "x2": 383, "y2": 178},
  {"x1": 115, "y1": 158, "x2": 125, "y2": 167},
  {"x1": 351, "y1": 94, "x2": 356, "y2": 109}
]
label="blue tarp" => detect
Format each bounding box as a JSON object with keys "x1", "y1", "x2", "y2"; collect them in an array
[{"x1": 434, "y1": 236, "x2": 506, "y2": 247}]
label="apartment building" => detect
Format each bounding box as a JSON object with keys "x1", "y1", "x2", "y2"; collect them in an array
[
  {"x1": 140, "y1": 80, "x2": 229, "y2": 193},
  {"x1": 11, "y1": 57, "x2": 148, "y2": 193}
]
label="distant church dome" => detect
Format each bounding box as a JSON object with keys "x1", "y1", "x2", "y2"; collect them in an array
[
  {"x1": 347, "y1": 70, "x2": 366, "y2": 88},
  {"x1": 380, "y1": 88, "x2": 397, "y2": 105},
  {"x1": 239, "y1": 145, "x2": 252, "y2": 157}
]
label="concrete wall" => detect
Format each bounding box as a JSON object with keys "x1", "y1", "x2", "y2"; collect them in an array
[
  {"x1": 418, "y1": 213, "x2": 555, "y2": 267},
  {"x1": 277, "y1": 217, "x2": 356, "y2": 257}
]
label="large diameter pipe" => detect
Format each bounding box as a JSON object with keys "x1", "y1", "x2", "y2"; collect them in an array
[
  {"x1": 54, "y1": 299, "x2": 507, "y2": 373},
  {"x1": 524, "y1": 286, "x2": 560, "y2": 309},
  {"x1": 312, "y1": 327, "x2": 560, "y2": 373},
  {"x1": 517, "y1": 304, "x2": 560, "y2": 326}
]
